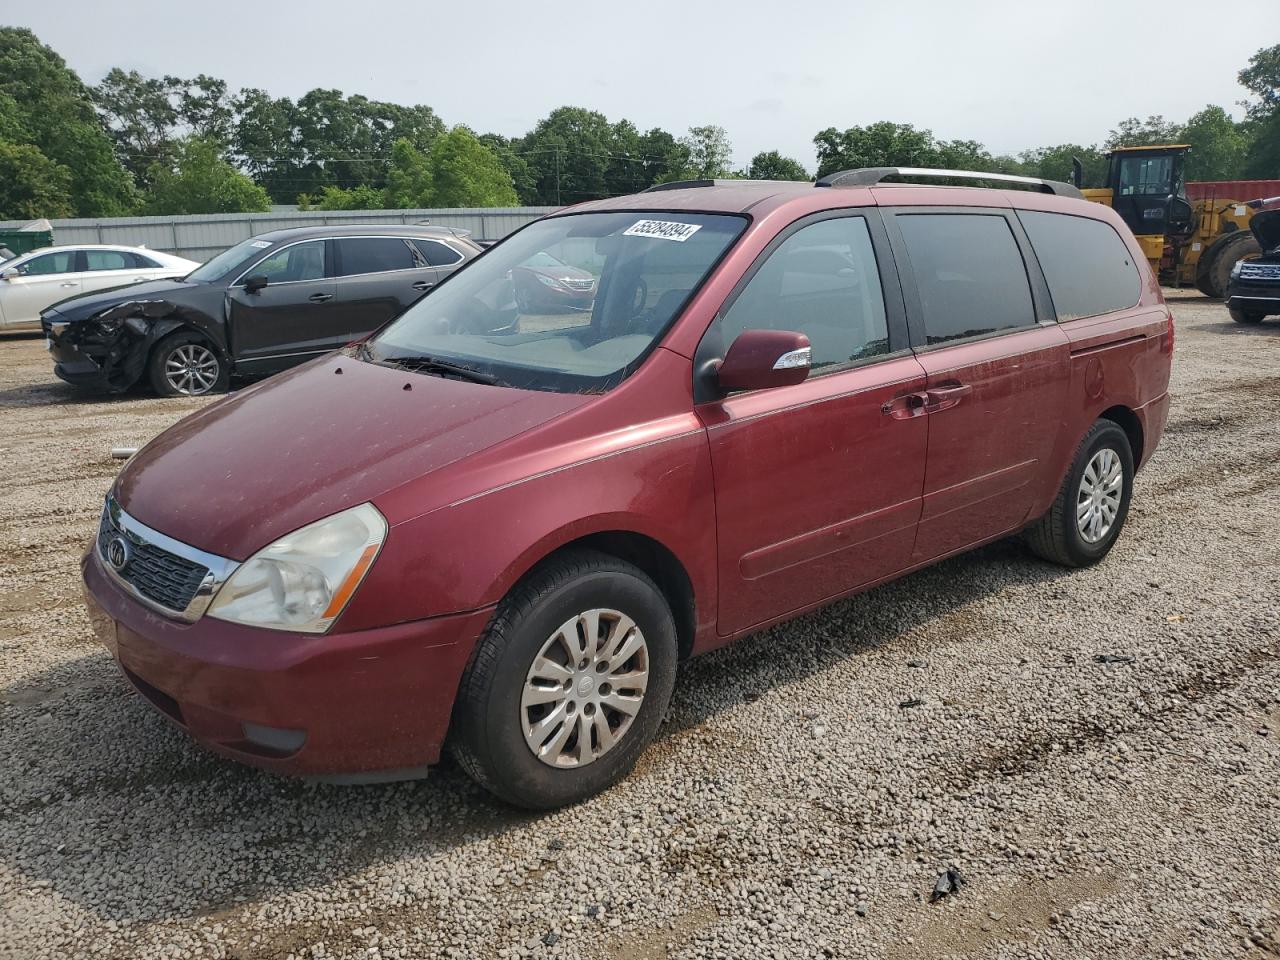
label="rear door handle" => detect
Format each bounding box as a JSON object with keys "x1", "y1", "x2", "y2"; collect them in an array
[
  {"x1": 924, "y1": 382, "x2": 972, "y2": 411},
  {"x1": 412, "y1": 280, "x2": 435, "y2": 291},
  {"x1": 308, "y1": 292, "x2": 333, "y2": 303}
]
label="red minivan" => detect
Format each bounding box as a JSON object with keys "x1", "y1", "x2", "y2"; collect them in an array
[{"x1": 83, "y1": 169, "x2": 1172, "y2": 808}]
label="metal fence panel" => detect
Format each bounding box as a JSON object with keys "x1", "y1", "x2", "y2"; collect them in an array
[{"x1": 0, "y1": 208, "x2": 558, "y2": 262}]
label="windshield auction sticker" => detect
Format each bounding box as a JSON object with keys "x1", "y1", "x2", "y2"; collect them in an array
[{"x1": 622, "y1": 220, "x2": 703, "y2": 242}]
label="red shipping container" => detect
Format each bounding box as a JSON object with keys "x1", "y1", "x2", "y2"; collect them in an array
[{"x1": 1186, "y1": 180, "x2": 1280, "y2": 203}]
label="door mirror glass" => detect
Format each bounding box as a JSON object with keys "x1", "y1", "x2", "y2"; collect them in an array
[
  {"x1": 244, "y1": 274, "x2": 268, "y2": 293},
  {"x1": 718, "y1": 329, "x2": 811, "y2": 392}
]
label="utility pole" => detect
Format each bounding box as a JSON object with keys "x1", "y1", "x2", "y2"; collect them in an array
[{"x1": 554, "y1": 147, "x2": 561, "y2": 207}]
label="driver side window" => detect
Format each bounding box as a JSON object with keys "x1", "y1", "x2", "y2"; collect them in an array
[
  {"x1": 20, "y1": 251, "x2": 77, "y2": 276},
  {"x1": 720, "y1": 216, "x2": 890, "y2": 370},
  {"x1": 251, "y1": 241, "x2": 327, "y2": 284}
]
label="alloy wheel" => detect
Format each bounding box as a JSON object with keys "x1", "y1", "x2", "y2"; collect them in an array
[
  {"x1": 520, "y1": 608, "x2": 650, "y2": 768},
  {"x1": 164, "y1": 343, "x2": 219, "y2": 395}
]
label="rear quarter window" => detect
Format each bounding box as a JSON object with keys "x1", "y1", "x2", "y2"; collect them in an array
[{"x1": 1018, "y1": 210, "x2": 1141, "y2": 320}]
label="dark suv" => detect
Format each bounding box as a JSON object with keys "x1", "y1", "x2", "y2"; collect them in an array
[
  {"x1": 82, "y1": 169, "x2": 1172, "y2": 808},
  {"x1": 1227, "y1": 198, "x2": 1280, "y2": 324},
  {"x1": 44, "y1": 225, "x2": 482, "y2": 395}
]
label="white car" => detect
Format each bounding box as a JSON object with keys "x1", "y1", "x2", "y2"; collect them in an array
[{"x1": 0, "y1": 245, "x2": 200, "y2": 331}]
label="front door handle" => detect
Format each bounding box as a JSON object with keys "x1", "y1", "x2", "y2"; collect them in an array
[
  {"x1": 308, "y1": 292, "x2": 333, "y2": 303},
  {"x1": 881, "y1": 391, "x2": 929, "y2": 420},
  {"x1": 412, "y1": 280, "x2": 435, "y2": 291},
  {"x1": 59, "y1": 282, "x2": 77, "y2": 288},
  {"x1": 924, "y1": 382, "x2": 972, "y2": 412}
]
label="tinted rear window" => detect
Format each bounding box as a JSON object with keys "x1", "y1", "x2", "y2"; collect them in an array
[
  {"x1": 334, "y1": 237, "x2": 418, "y2": 276},
  {"x1": 1019, "y1": 211, "x2": 1141, "y2": 320},
  {"x1": 896, "y1": 213, "x2": 1036, "y2": 345},
  {"x1": 413, "y1": 239, "x2": 463, "y2": 266}
]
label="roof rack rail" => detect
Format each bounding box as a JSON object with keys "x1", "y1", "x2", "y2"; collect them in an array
[{"x1": 815, "y1": 167, "x2": 1083, "y2": 199}]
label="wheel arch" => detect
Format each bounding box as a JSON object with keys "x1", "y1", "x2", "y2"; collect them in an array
[
  {"x1": 503, "y1": 528, "x2": 698, "y2": 662},
  {"x1": 1097, "y1": 404, "x2": 1144, "y2": 469}
]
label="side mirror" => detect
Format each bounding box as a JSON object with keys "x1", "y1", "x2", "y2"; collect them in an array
[
  {"x1": 717, "y1": 329, "x2": 812, "y2": 393},
  {"x1": 1, "y1": 267, "x2": 19, "y2": 280},
  {"x1": 243, "y1": 274, "x2": 268, "y2": 293}
]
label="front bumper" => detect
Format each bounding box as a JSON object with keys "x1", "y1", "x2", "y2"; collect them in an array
[
  {"x1": 1226, "y1": 279, "x2": 1280, "y2": 316},
  {"x1": 83, "y1": 546, "x2": 493, "y2": 780}
]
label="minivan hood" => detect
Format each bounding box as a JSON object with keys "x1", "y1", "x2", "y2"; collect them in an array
[
  {"x1": 115, "y1": 355, "x2": 588, "y2": 560},
  {"x1": 46, "y1": 277, "x2": 200, "y2": 322},
  {"x1": 1250, "y1": 207, "x2": 1280, "y2": 254}
]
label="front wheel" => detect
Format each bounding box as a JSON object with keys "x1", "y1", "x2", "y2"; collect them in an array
[
  {"x1": 1025, "y1": 420, "x2": 1134, "y2": 567},
  {"x1": 148, "y1": 331, "x2": 228, "y2": 397},
  {"x1": 1229, "y1": 307, "x2": 1265, "y2": 325},
  {"x1": 450, "y1": 550, "x2": 678, "y2": 809}
]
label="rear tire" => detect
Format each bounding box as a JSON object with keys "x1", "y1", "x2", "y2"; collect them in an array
[
  {"x1": 1229, "y1": 307, "x2": 1265, "y2": 325},
  {"x1": 450, "y1": 550, "x2": 678, "y2": 809},
  {"x1": 1025, "y1": 420, "x2": 1134, "y2": 568},
  {"x1": 148, "y1": 331, "x2": 228, "y2": 397}
]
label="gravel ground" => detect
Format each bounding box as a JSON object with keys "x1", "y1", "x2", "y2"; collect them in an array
[{"x1": 1, "y1": 295, "x2": 1278, "y2": 960}]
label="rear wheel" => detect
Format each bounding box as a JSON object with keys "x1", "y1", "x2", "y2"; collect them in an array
[
  {"x1": 1025, "y1": 420, "x2": 1134, "y2": 567},
  {"x1": 450, "y1": 550, "x2": 678, "y2": 809},
  {"x1": 148, "y1": 331, "x2": 228, "y2": 397},
  {"x1": 1229, "y1": 307, "x2": 1265, "y2": 325}
]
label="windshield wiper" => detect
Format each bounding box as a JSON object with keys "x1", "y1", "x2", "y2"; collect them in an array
[{"x1": 377, "y1": 353, "x2": 500, "y2": 386}]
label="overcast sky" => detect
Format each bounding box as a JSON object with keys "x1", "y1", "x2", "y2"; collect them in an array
[{"x1": 8, "y1": 0, "x2": 1279, "y2": 170}]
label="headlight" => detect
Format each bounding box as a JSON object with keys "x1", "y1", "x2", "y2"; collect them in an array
[
  {"x1": 207, "y1": 503, "x2": 386, "y2": 633},
  {"x1": 536, "y1": 274, "x2": 560, "y2": 287}
]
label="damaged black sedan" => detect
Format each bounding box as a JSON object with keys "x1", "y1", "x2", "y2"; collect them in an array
[{"x1": 43, "y1": 225, "x2": 482, "y2": 395}]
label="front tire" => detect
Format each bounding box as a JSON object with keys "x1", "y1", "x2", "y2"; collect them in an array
[
  {"x1": 148, "y1": 331, "x2": 228, "y2": 397},
  {"x1": 1025, "y1": 420, "x2": 1134, "y2": 567},
  {"x1": 451, "y1": 550, "x2": 678, "y2": 809},
  {"x1": 1229, "y1": 307, "x2": 1265, "y2": 325}
]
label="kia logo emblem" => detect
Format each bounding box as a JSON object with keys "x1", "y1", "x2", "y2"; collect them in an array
[{"x1": 106, "y1": 535, "x2": 132, "y2": 572}]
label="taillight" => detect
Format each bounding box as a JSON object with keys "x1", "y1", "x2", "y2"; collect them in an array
[{"x1": 1164, "y1": 310, "x2": 1175, "y2": 354}]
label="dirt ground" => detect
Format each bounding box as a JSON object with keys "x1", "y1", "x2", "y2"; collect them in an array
[{"x1": 1, "y1": 295, "x2": 1278, "y2": 960}]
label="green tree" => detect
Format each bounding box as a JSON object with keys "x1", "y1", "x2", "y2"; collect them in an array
[
  {"x1": 813, "y1": 122, "x2": 937, "y2": 177},
  {"x1": 479, "y1": 133, "x2": 536, "y2": 203},
  {"x1": 516, "y1": 106, "x2": 615, "y2": 204},
  {"x1": 1242, "y1": 110, "x2": 1280, "y2": 178},
  {"x1": 1105, "y1": 115, "x2": 1181, "y2": 148},
  {"x1": 427, "y1": 126, "x2": 518, "y2": 207},
  {"x1": 681, "y1": 125, "x2": 733, "y2": 178},
  {"x1": 747, "y1": 150, "x2": 809, "y2": 180},
  {"x1": 1018, "y1": 144, "x2": 1107, "y2": 186},
  {"x1": 637, "y1": 128, "x2": 690, "y2": 187},
  {"x1": 1239, "y1": 44, "x2": 1280, "y2": 121},
  {"x1": 384, "y1": 138, "x2": 432, "y2": 207},
  {"x1": 298, "y1": 184, "x2": 385, "y2": 211},
  {"x1": 0, "y1": 141, "x2": 73, "y2": 219},
  {"x1": 0, "y1": 27, "x2": 136, "y2": 215},
  {"x1": 145, "y1": 137, "x2": 270, "y2": 214},
  {"x1": 1179, "y1": 105, "x2": 1248, "y2": 181}
]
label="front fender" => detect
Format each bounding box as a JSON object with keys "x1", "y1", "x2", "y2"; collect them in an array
[{"x1": 335, "y1": 427, "x2": 717, "y2": 635}]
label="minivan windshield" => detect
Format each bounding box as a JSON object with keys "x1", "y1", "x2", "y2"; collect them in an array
[
  {"x1": 368, "y1": 211, "x2": 748, "y2": 392},
  {"x1": 186, "y1": 237, "x2": 276, "y2": 283}
]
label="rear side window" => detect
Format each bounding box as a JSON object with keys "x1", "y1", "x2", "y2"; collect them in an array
[
  {"x1": 131, "y1": 252, "x2": 162, "y2": 269},
  {"x1": 1019, "y1": 211, "x2": 1141, "y2": 320},
  {"x1": 84, "y1": 250, "x2": 131, "y2": 271},
  {"x1": 896, "y1": 214, "x2": 1035, "y2": 345},
  {"x1": 413, "y1": 239, "x2": 463, "y2": 266},
  {"x1": 334, "y1": 237, "x2": 418, "y2": 276},
  {"x1": 720, "y1": 216, "x2": 890, "y2": 370}
]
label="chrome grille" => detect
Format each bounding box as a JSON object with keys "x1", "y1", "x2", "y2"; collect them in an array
[
  {"x1": 1239, "y1": 262, "x2": 1280, "y2": 281},
  {"x1": 98, "y1": 509, "x2": 208, "y2": 613},
  {"x1": 560, "y1": 277, "x2": 595, "y2": 291}
]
